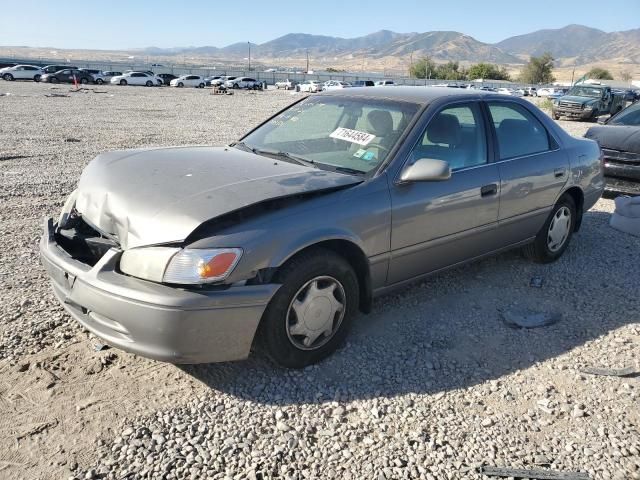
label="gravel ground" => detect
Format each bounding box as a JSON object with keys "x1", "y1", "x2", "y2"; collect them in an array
[{"x1": 0, "y1": 82, "x2": 638, "y2": 480}]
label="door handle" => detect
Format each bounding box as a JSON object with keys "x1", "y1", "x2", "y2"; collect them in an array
[
  {"x1": 480, "y1": 184, "x2": 498, "y2": 197},
  {"x1": 554, "y1": 168, "x2": 566, "y2": 178}
]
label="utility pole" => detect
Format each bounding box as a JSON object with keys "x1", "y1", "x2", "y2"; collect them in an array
[
  {"x1": 306, "y1": 48, "x2": 309, "y2": 74},
  {"x1": 571, "y1": 67, "x2": 575, "y2": 85},
  {"x1": 248, "y1": 42, "x2": 251, "y2": 72},
  {"x1": 409, "y1": 51, "x2": 413, "y2": 78}
]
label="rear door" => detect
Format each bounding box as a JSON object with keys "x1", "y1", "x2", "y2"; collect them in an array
[
  {"x1": 486, "y1": 100, "x2": 569, "y2": 242},
  {"x1": 387, "y1": 100, "x2": 502, "y2": 284}
]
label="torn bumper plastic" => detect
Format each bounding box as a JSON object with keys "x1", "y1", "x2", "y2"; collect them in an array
[{"x1": 39, "y1": 218, "x2": 280, "y2": 364}]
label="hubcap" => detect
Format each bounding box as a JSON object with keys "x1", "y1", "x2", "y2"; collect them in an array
[
  {"x1": 547, "y1": 206, "x2": 571, "y2": 252},
  {"x1": 286, "y1": 276, "x2": 346, "y2": 351}
]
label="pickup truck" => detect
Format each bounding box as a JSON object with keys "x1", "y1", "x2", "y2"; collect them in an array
[{"x1": 552, "y1": 84, "x2": 625, "y2": 121}]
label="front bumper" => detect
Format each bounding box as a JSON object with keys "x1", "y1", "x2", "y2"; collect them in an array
[
  {"x1": 553, "y1": 108, "x2": 593, "y2": 120},
  {"x1": 39, "y1": 218, "x2": 280, "y2": 363}
]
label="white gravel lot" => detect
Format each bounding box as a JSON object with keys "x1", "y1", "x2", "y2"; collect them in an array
[{"x1": 0, "y1": 82, "x2": 638, "y2": 480}]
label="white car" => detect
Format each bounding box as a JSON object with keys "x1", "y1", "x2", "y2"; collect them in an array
[
  {"x1": 123, "y1": 70, "x2": 163, "y2": 86},
  {"x1": 225, "y1": 77, "x2": 261, "y2": 89},
  {"x1": 94, "y1": 71, "x2": 122, "y2": 85},
  {"x1": 375, "y1": 80, "x2": 395, "y2": 86},
  {"x1": 0, "y1": 65, "x2": 43, "y2": 82},
  {"x1": 537, "y1": 87, "x2": 558, "y2": 97},
  {"x1": 275, "y1": 79, "x2": 296, "y2": 90},
  {"x1": 110, "y1": 72, "x2": 158, "y2": 87},
  {"x1": 170, "y1": 75, "x2": 206, "y2": 88},
  {"x1": 496, "y1": 88, "x2": 523, "y2": 97},
  {"x1": 298, "y1": 81, "x2": 323, "y2": 93},
  {"x1": 211, "y1": 76, "x2": 235, "y2": 87},
  {"x1": 322, "y1": 81, "x2": 351, "y2": 91}
]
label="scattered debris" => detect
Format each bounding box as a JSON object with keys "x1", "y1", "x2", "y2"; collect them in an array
[
  {"x1": 64, "y1": 138, "x2": 81, "y2": 143},
  {"x1": 530, "y1": 276, "x2": 544, "y2": 288},
  {"x1": 0, "y1": 155, "x2": 29, "y2": 162},
  {"x1": 44, "y1": 93, "x2": 70, "y2": 98},
  {"x1": 0, "y1": 92, "x2": 10, "y2": 97},
  {"x1": 480, "y1": 466, "x2": 590, "y2": 479},
  {"x1": 93, "y1": 342, "x2": 109, "y2": 352},
  {"x1": 501, "y1": 309, "x2": 561, "y2": 329},
  {"x1": 580, "y1": 366, "x2": 639, "y2": 378}
]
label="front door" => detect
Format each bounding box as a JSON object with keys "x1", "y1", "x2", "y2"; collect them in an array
[{"x1": 388, "y1": 101, "x2": 501, "y2": 285}]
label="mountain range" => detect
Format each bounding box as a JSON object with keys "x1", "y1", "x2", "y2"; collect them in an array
[{"x1": 135, "y1": 24, "x2": 640, "y2": 66}]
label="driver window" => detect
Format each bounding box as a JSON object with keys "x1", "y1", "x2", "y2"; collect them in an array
[{"x1": 411, "y1": 102, "x2": 487, "y2": 171}]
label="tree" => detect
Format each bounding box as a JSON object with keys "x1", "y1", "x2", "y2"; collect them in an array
[
  {"x1": 586, "y1": 67, "x2": 613, "y2": 80},
  {"x1": 435, "y1": 61, "x2": 466, "y2": 80},
  {"x1": 620, "y1": 70, "x2": 633, "y2": 82},
  {"x1": 409, "y1": 57, "x2": 438, "y2": 79},
  {"x1": 467, "y1": 63, "x2": 511, "y2": 81},
  {"x1": 519, "y1": 53, "x2": 555, "y2": 84}
]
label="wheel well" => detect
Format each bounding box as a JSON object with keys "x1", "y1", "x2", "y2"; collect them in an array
[
  {"x1": 563, "y1": 186, "x2": 584, "y2": 232},
  {"x1": 277, "y1": 240, "x2": 373, "y2": 314}
]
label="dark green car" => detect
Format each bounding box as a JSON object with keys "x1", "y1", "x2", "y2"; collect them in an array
[{"x1": 552, "y1": 84, "x2": 625, "y2": 121}]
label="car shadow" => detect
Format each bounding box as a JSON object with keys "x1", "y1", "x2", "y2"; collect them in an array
[{"x1": 180, "y1": 209, "x2": 639, "y2": 405}]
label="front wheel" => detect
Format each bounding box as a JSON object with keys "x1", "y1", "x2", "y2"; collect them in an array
[
  {"x1": 258, "y1": 249, "x2": 359, "y2": 368},
  {"x1": 50, "y1": 77, "x2": 59, "y2": 84},
  {"x1": 199, "y1": 83, "x2": 205, "y2": 88},
  {"x1": 80, "y1": 77, "x2": 89, "y2": 84},
  {"x1": 524, "y1": 194, "x2": 576, "y2": 263},
  {"x1": 34, "y1": 74, "x2": 41, "y2": 82},
  {"x1": 96, "y1": 78, "x2": 104, "y2": 84},
  {"x1": 177, "y1": 82, "x2": 184, "y2": 88},
  {"x1": 233, "y1": 83, "x2": 239, "y2": 89},
  {"x1": 3, "y1": 73, "x2": 14, "y2": 81},
  {"x1": 145, "y1": 80, "x2": 153, "y2": 87},
  {"x1": 120, "y1": 79, "x2": 127, "y2": 86}
]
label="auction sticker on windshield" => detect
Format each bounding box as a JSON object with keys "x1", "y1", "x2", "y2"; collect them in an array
[{"x1": 330, "y1": 127, "x2": 376, "y2": 146}]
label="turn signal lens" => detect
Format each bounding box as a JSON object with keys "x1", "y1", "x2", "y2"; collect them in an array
[{"x1": 163, "y1": 248, "x2": 243, "y2": 284}]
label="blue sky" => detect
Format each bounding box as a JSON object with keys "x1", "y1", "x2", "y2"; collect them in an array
[{"x1": 0, "y1": 0, "x2": 637, "y2": 50}]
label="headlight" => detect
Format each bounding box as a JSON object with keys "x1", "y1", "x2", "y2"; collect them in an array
[
  {"x1": 584, "y1": 105, "x2": 593, "y2": 111},
  {"x1": 120, "y1": 247, "x2": 243, "y2": 284}
]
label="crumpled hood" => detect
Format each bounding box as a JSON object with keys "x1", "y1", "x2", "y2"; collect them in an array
[
  {"x1": 75, "y1": 146, "x2": 361, "y2": 249},
  {"x1": 585, "y1": 126, "x2": 640, "y2": 153}
]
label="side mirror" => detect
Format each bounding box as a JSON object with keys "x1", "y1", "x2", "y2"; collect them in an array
[
  {"x1": 597, "y1": 116, "x2": 609, "y2": 125},
  {"x1": 400, "y1": 158, "x2": 451, "y2": 182}
]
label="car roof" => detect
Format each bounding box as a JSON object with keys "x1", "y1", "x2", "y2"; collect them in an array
[{"x1": 320, "y1": 86, "x2": 503, "y2": 104}]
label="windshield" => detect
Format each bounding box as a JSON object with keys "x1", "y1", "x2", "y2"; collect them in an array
[
  {"x1": 567, "y1": 86, "x2": 603, "y2": 98},
  {"x1": 239, "y1": 96, "x2": 419, "y2": 174},
  {"x1": 609, "y1": 102, "x2": 640, "y2": 126}
]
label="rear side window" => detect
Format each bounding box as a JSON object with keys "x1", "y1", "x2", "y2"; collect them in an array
[{"x1": 488, "y1": 102, "x2": 550, "y2": 160}]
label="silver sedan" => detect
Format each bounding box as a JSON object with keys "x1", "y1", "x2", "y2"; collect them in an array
[{"x1": 40, "y1": 87, "x2": 604, "y2": 368}]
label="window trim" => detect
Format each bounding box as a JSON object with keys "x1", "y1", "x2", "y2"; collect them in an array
[{"x1": 483, "y1": 99, "x2": 560, "y2": 163}]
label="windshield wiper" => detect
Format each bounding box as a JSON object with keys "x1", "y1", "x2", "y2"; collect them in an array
[
  {"x1": 239, "y1": 144, "x2": 319, "y2": 169},
  {"x1": 332, "y1": 166, "x2": 366, "y2": 176}
]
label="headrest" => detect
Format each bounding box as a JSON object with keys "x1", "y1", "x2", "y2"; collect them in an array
[
  {"x1": 367, "y1": 110, "x2": 393, "y2": 136},
  {"x1": 426, "y1": 113, "x2": 461, "y2": 145}
]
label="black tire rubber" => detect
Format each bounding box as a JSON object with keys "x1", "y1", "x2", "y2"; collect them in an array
[
  {"x1": 178, "y1": 82, "x2": 184, "y2": 88},
  {"x1": 34, "y1": 74, "x2": 41, "y2": 82},
  {"x1": 120, "y1": 79, "x2": 127, "y2": 86},
  {"x1": 80, "y1": 77, "x2": 89, "y2": 84},
  {"x1": 96, "y1": 78, "x2": 104, "y2": 84},
  {"x1": 233, "y1": 83, "x2": 239, "y2": 89},
  {"x1": 553, "y1": 113, "x2": 560, "y2": 120},
  {"x1": 199, "y1": 83, "x2": 204, "y2": 88},
  {"x1": 524, "y1": 194, "x2": 577, "y2": 263},
  {"x1": 51, "y1": 77, "x2": 59, "y2": 84},
  {"x1": 3, "y1": 73, "x2": 13, "y2": 81},
  {"x1": 258, "y1": 248, "x2": 359, "y2": 369},
  {"x1": 145, "y1": 80, "x2": 153, "y2": 87}
]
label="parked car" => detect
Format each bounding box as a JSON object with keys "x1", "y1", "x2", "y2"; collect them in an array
[
  {"x1": 352, "y1": 80, "x2": 375, "y2": 87},
  {"x1": 211, "y1": 76, "x2": 236, "y2": 87},
  {"x1": 375, "y1": 80, "x2": 395, "y2": 86},
  {"x1": 41, "y1": 68, "x2": 94, "y2": 85},
  {"x1": 156, "y1": 73, "x2": 178, "y2": 86},
  {"x1": 0, "y1": 64, "x2": 43, "y2": 82},
  {"x1": 94, "y1": 71, "x2": 122, "y2": 84},
  {"x1": 110, "y1": 72, "x2": 158, "y2": 87},
  {"x1": 496, "y1": 88, "x2": 523, "y2": 97},
  {"x1": 537, "y1": 87, "x2": 558, "y2": 97},
  {"x1": 170, "y1": 75, "x2": 206, "y2": 88},
  {"x1": 123, "y1": 70, "x2": 163, "y2": 86},
  {"x1": 552, "y1": 84, "x2": 625, "y2": 121},
  {"x1": 298, "y1": 80, "x2": 323, "y2": 93},
  {"x1": 41, "y1": 64, "x2": 78, "y2": 75},
  {"x1": 79, "y1": 69, "x2": 103, "y2": 81},
  {"x1": 40, "y1": 87, "x2": 603, "y2": 368},
  {"x1": 584, "y1": 101, "x2": 640, "y2": 195},
  {"x1": 204, "y1": 75, "x2": 222, "y2": 87},
  {"x1": 323, "y1": 80, "x2": 351, "y2": 90},
  {"x1": 524, "y1": 87, "x2": 537, "y2": 97},
  {"x1": 225, "y1": 77, "x2": 261, "y2": 89},
  {"x1": 275, "y1": 79, "x2": 296, "y2": 90}
]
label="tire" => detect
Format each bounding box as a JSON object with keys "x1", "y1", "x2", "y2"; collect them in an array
[
  {"x1": 3, "y1": 73, "x2": 13, "y2": 81},
  {"x1": 51, "y1": 77, "x2": 59, "y2": 84},
  {"x1": 145, "y1": 80, "x2": 153, "y2": 87},
  {"x1": 120, "y1": 79, "x2": 127, "y2": 86},
  {"x1": 34, "y1": 74, "x2": 41, "y2": 82},
  {"x1": 96, "y1": 78, "x2": 104, "y2": 84},
  {"x1": 233, "y1": 83, "x2": 239, "y2": 89},
  {"x1": 553, "y1": 112, "x2": 560, "y2": 120},
  {"x1": 80, "y1": 77, "x2": 89, "y2": 84},
  {"x1": 524, "y1": 194, "x2": 577, "y2": 263},
  {"x1": 199, "y1": 83, "x2": 204, "y2": 88},
  {"x1": 178, "y1": 82, "x2": 184, "y2": 88},
  {"x1": 258, "y1": 248, "x2": 359, "y2": 368}
]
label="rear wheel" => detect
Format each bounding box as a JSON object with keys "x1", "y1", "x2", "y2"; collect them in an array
[
  {"x1": 51, "y1": 77, "x2": 59, "y2": 84},
  {"x1": 524, "y1": 194, "x2": 576, "y2": 263},
  {"x1": 34, "y1": 74, "x2": 41, "y2": 82},
  {"x1": 80, "y1": 77, "x2": 89, "y2": 84},
  {"x1": 145, "y1": 80, "x2": 153, "y2": 87},
  {"x1": 120, "y1": 79, "x2": 127, "y2": 86},
  {"x1": 258, "y1": 249, "x2": 359, "y2": 368},
  {"x1": 3, "y1": 73, "x2": 13, "y2": 81},
  {"x1": 96, "y1": 78, "x2": 104, "y2": 84},
  {"x1": 199, "y1": 83, "x2": 204, "y2": 88}
]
